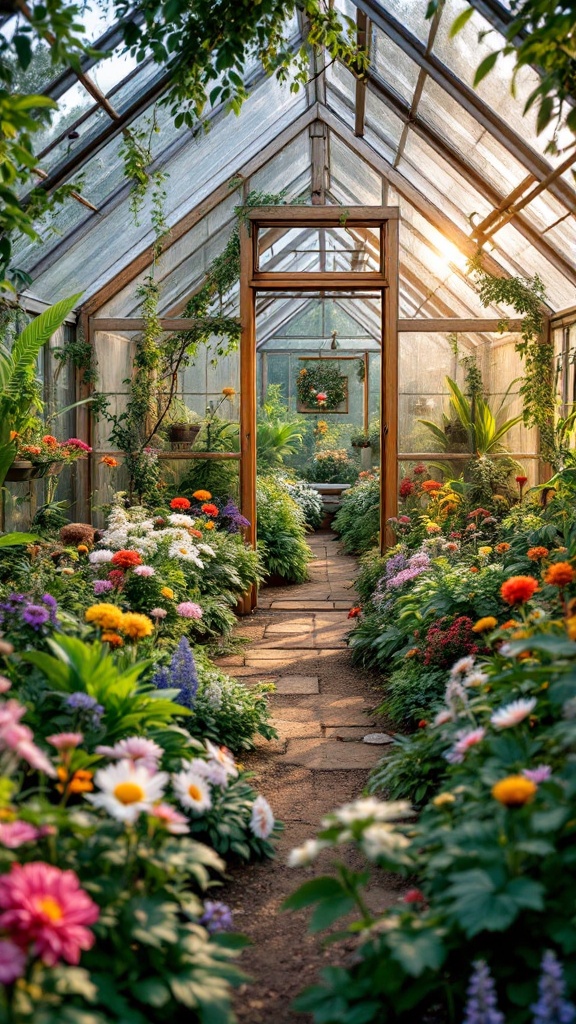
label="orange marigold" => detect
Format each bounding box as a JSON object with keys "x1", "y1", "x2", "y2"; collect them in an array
[
  {"x1": 501, "y1": 619, "x2": 520, "y2": 629},
  {"x1": 101, "y1": 456, "x2": 118, "y2": 468},
  {"x1": 496, "y1": 543, "x2": 511, "y2": 554},
  {"x1": 188, "y1": 528, "x2": 203, "y2": 538},
  {"x1": 527, "y1": 546, "x2": 549, "y2": 561},
  {"x1": 101, "y1": 631, "x2": 124, "y2": 648},
  {"x1": 56, "y1": 767, "x2": 94, "y2": 794},
  {"x1": 469, "y1": 566, "x2": 479, "y2": 574},
  {"x1": 472, "y1": 616, "x2": 497, "y2": 633},
  {"x1": 111, "y1": 550, "x2": 142, "y2": 569},
  {"x1": 543, "y1": 562, "x2": 575, "y2": 587},
  {"x1": 492, "y1": 775, "x2": 536, "y2": 807},
  {"x1": 42, "y1": 435, "x2": 58, "y2": 446},
  {"x1": 193, "y1": 490, "x2": 212, "y2": 501},
  {"x1": 203, "y1": 521, "x2": 215, "y2": 530},
  {"x1": 77, "y1": 544, "x2": 89, "y2": 554},
  {"x1": 422, "y1": 480, "x2": 442, "y2": 492},
  {"x1": 500, "y1": 576, "x2": 539, "y2": 605},
  {"x1": 170, "y1": 497, "x2": 191, "y2": 511},
  {"x1": 119, "y1": 613, "x2": 153, "y2": 640},
  {"x1": 201, "y1": 503, "x2": 219, "y2": 517}
]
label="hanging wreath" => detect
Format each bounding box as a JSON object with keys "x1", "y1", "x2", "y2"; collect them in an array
[{"x1": 296, "y1": 361, "x2": 348, "y2": 411}]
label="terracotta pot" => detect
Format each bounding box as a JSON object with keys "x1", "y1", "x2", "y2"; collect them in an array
[
  {"x1": 169, "y1": 424, "x2": 201, "y2": 445},
  {"x1": 5, "y1": 460, "x2": 42, "y2": 482}
]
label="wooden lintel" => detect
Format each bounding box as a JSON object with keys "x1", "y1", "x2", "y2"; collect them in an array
[
  {"x1": 247, "y1": 205, "x2": 400, "y2": 223},
  {"x1": 249, "y1": 273, "x2": 388, "y2": 290},
  {"x1": 89, "y1": 317, "x2": 232, "y2": 332},
  {"x1": 397, "y1": 318, "x2": 525, "y2": 332}
]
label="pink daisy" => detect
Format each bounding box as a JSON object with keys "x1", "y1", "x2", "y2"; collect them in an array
[
  {"x1": 0, "y1": 821, "x2": 43, "y2": 849},
  {"x1": 176, "y1": 602, "x2": 203, "y2": 620},
  {"x1": 491, "y1": 698, "x2": 536, "y2": 729},
  {"x1": 148, "y1": 803, "x2": 189, "y2": 834},
  {"x1": 47, "y1": 733, "x2": 84, "y2": 751},
  {"x1": 96, "y1": 736, "x2": 163, "y2": 772},
  {"x1": 0, "y1": 862, "x2": 99, "y2": 966},
  {"x1": 133, "y1": 565, "x2": 155, "y2": 577},
  {"x1": 445, "y1": 727, "x2": 486, "y2": 764},
  {"x1": 522, "y1": 765, "x2": 552, "y2": 784}
]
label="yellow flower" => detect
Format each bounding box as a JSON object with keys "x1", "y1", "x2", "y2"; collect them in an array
[
  {"x1": 77, "y1": 544, "x2": 89, "y2": 554},
  {"x1": 566, "y1": 616, "x2": 576, "y2": 641},
  {"x1": 204, "y1": 521, "x2": 215, "y2": 530},
  {"x1": 472, "y1": 616, "x2": 498, "y2": 633},
  {"x1": 192, "y1": 490, "x2": 212, "y2": 502},
  {"x1": 119, "y1": 612, "x2": 154, "y2": 640},
  {"x1": 478, "y1": 546, "x2": 493, "y2": 557},
  {"x1": 102, "y1": 632, "x2": 124, "y2": 648},
  {"x1": 222, "y1": 387, "x2": 236, "y2": 398},
  {"x1": 85, "y1": 603, "x2": 123, "y2": 631},
  {"x1": 492, "y1": 775, "x2": 537, "y2": 807},
  {"x1": 433, "y1": 793, "x2": 455, "y2": 808},
  {"x1": 161, "y1": 587, "x2": 174, "y2": 600}
]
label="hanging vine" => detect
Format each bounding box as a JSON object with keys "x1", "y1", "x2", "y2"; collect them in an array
[{"x1": 468, "y1": 253, "x2": 556, "y2": 466}]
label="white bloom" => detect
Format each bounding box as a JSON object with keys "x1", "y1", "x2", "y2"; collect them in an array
[
  {"x1": 133, "y1": 565, "x2": 155, "y2": 577},
  {"x1": 95, "y1": 736, "x2": 163, "y2": 772},
  {"x1": 434, "y1": 709, "x2": 453, "y2": 726},
  {"x1": 361, "y1": 823, "x2": 410, "y2": 860},
  {"x1": 89, "y1": 549, "x2": 114, "y2": 564},
  {"x1": 187, "y1": 758, "x2": 229, "y2": 788},
  {"x1": 445, "y1": 727, "x2": 486, "y2": 764},
  {"x1": 203, "y1": 683, "x2": 222, "y2": 709},
  {"x1": 205, "y1": 740, "x2": 238, "y2": 778},
  {"x1": 287, "y1": 839, "x2": 328, "y2": 867},
  {"x1": 450, "y1": 656, "x2": 475, "y2": 678},
  {"x1": 168, "y1": 540, "x2": 204, "y2": 567},
  {"x1": 102, "y1": 529, "x2": 130, "y2": 550},
  {"x1": 172, "y1": 770, "x2": 213, "y2": 813},
  {"x1": 86, "y1": 760, "x2": 168, "y2": 824},
  {"x1": 332, "y1": 798, "x2": 412, "y2": 826},
  {"x1": 530, "y1": 608, "x2": 546, "y2": 622},
  {"x1": 499, "y1": 643, "x2": 512, "y2": 657},
  {"x1": 168, "y1": 513, "x2": 194, "y2": 527},
  {"x1": 463, "y1": 670, "x2": 489, "y2": 688},
  {"x1": 250, "y1": 795, "x2": 275, "y2": 839},
  {"x1": 198, "y1": 544, "x2": 216, "y2": 557},
  {"x1": 491, "y1": 697, "x2": 537, "y2": 729}
]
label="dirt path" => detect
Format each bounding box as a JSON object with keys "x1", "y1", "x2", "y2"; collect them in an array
[{"x1": 215, "y1": 532, "x2": 402, "y2": 1022}]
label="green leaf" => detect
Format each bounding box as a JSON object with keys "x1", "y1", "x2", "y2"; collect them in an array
[
  {"x1": 283, "y1": 877, "x2": 346, "y2": 912},
  {"x1": 473, "y1": 51, "x2": 499, "y2": 86},
  {"x1": 130, "y1": 978, "x2": 170, "y2": 1008},
  {"x1": 387, "y1": 929, "x2": 446, "y2": 977},
  {"x1": 0, "y1": 531, "x2": 40, "y2": 547},
  {"x1": 310, "y1": 895, "x2": 356, "y2": 933},
  {"x1": 450, "y1": 6, "x2": 474, "y2": 37}
]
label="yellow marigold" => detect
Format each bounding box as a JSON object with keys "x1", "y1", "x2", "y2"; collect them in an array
[
  {"x1": 492, "y1": 775, "x2": 537, "y2": 807},
  {"x1": 101, "y1": 632, "x2": 124, "y2": 648},
  {"x1": 472, "y1": 616, "x2": 497, "y2": 633},
  {"x1": 222, "y1": 386, "x2": 236, "y2": 397},
  {"x1": 85, "y1": 603, "x2": 123, "y2": 631},
  {"x1": 433, "y1": 793, "x2": 456, "y2": 808},
  {"x1": 161, "y1": 587, "x2": 174, "y2": 599},
  {"x1": 192, "y1": 490, "x2": 212, "y2": 502},
  {"x1": 405, "y1": 648, "x2": 419, "y2": 659},
  {"x1": 426, "y1": 523, "x2": 441, "y2": 534},
  {"x1": 566, "y1": 616, "x2": 576, "y2": 641},
  {"x1": 204, "y1": 521, "x2": 215, "y2": 530},
  {"x1": 119, "y1": 612, "x2": 154, "y2": 640},
  {"x1": 443, "y1": 502, "x2": 458, "y2": 515},
  {"x1": 511, "y1": 629, "x2": 530, "y2": 640},
  {"x1": 77, "y1": 544, "x2": 89, "y2": 554},
  {"x1": 478, "y1": 546, "x2": 492, "y2": 557}
]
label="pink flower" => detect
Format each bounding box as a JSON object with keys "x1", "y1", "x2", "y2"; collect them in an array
[
  {"x1": 47, "y1": 733, "x2": 84, "y2": 751},
  {"x1": 0, "y1": 677, "x2": 11, "y2": 694},
  {"x1": 0, "y1": 821, "x2": 43, "y2": 849},
  {"x1": 403, "y1": 888, "x2": 425, "y2": 904},
  {"x1": 148, "y1": 803, "x2": 189, "y2": 834},
  {"x1": 522, "y1": 765, "x2": 552, "y2": 784},
  {"x1": 491, "y1": 698, "x2": 536, "y2": 729},
  {"x1": 433, "y1": 709, "x2": 453, "y2": 727},
  {"x1": 176, "y1": 602, "x2": 203, "y2": 620},
  {"x1": 445, "y1": 727, "x2": 486, "y2": 764},
  {"x1": 0, "y1": 704, "x2": 55, "y2": 777},
  {"x1": 0, "y1": 938, "x2": 26, "y2": 983},
  {"x1": 96, "y1": 736, "x2": 163, "y2": 772},
  {"x1": 133, "y1": 565, "x2": 155, "y2": 577},
  {"x1": 249, "y1": 795, "x2": 274, "y2": 839},
  {"x1": 64, "y1": 438, "x2": 92, "y2": 452},
  {"x1": 0, "y1": 862, "x2": 99, "y2": 966},
  {"x1": 316, "y1": 392, "x2": 327, "y2": 402},
  {"x1": 150, "y1": 608, "x2": 167, "y2": 620}
]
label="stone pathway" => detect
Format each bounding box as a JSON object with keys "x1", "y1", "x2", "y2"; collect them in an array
[{"x1": 215, "y1": 531, "x2": 398, "y2": 1022}]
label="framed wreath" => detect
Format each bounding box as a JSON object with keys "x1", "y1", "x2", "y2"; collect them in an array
[{"x1": 296, "y1": 359, "x2": 348, "y2": 413}]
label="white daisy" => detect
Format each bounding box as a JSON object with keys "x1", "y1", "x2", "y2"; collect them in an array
[
  {"x1": 168, "y1": 513, "x2": 194, "y2": 528},
  {"x1": 86, "y1": 760, "x2": 168, "y2": 824},
  {"x1": 89, "y1": 549, "x2": 114, "y2": 564},
  {"x1": 187, "y1": 758, "x2": 229, "y2": 788},
  {"x1": 198, "y1": 544, "x2": 216, "y2": 557},
  {"x1": 204, "y1": 740, "x2": 238, "y2": 778},
  {"x1": 433, "y1": 709, "x2": 453, "y2": 726},
  {"x1": 250, "y1": 795, "x2": 275, "y2": 839},
  {"x1": 172, "y1": 770, "x2": 212, "y2": 814},
  {"x1": 491, "y1": 697, "x2": 537, "y2": 729},
  {"x1": 168, "y1": 540, "x2": 204, "y2": 567},
  {"x1": 463, "y1": 670, "x2": 489, "y2": 688},
  {"x1": 361, "y1": 823, "x2": 410, "y2": 860},
  {"x1": 332, "y1": 798, "x2": 412, "y2": 826},
  {"x1": 287, "y1": 839, "x2": 328, "y2": 867}
]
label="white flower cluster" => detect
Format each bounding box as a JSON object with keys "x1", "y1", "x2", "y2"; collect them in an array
[
  {"x1": 288, "y1": 798, "x2": 413, "y2": 867},
  {"x1": 99, "y1": 504, "x2": 213, "y2": 569}
]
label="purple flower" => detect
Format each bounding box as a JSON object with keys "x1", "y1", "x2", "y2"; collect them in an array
[
  {"x1": 387, "y1": 565, "x2": 429, "y2": 589},
  {"x1": 221, "y1": 500, "x2": 250, "y2": 533},
  {"x1": 463, "y1": 961, "x2": 504, "y2": 1024},
  {"x1": 384, "y1": 552, "x2": 408, "y2": 579},
  {"x1": 531, "y1": 950, "x2": 576, "y2": 1024},
  {"x1": 200, "y1": 900, "x2": 233, "y2": 934},
  {"x1": 21, "y1": 605, "x2": 50, "y2": 630},
  {"x1": 65, "y1": 692, "x2": 104, "y2": 728},
  {"x1": 523, "y1": 765, "x2": 552, "y2": 784},
  {"x1": 152, "y1": 637, "x2": 199, "y2": 710},
  {"x1": 93, "y1": 580, "x2": 114, "y2": 596},
  {"x1": 41, "y1": 593, "x2": 58, "y2": 625}
]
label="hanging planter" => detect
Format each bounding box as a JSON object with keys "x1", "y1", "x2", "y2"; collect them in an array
[
  {"x1": 168, "y1": 423, "x2": 201, "y2": 446},
  {"x1": 296, "y1": 360, "x2": 348, "y2": 413},
  {"x1": 5, "y1": 460, "x2": 42, "y2": 482}
]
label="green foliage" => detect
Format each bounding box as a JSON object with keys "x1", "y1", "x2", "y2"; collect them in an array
[
  {"x1": 375, "y1": 661, "x2": 447, "y2": 732},
  {"x1": 333, "y1": 476, "x2": 380, "y2": 554},
  {"x1": 420, "y1": 376, "x2": 522, "y2": 458},
  {"x1": 190, "y1": 649, "x2": 277, "y2": 751},
  {"x1": 256, "y1": 476, "x2": 312, "y2": 583},
  {"x1": 296, "y1": 361, "x2": 348, "y2": 411}
]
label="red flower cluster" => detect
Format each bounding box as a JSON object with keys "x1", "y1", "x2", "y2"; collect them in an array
[
  {"x1": 399, "y1": 478, "x2": 415, "y2": 498},
  {"x1": 111, "y1": 550, "x2": 142, "y2": 569},
  {"x1": 201, "y1": 503, "x2": 219, "y2": 517},
  {"x1": 348, "y1": 606, "x2": 362, "y2": 618},
  {"x1": 170, "y1": 497, "x2": 191, "y2": 511},
  {"x1": 423, "y1": 616, "x2": 480, "y2": 668},
  {"x1": 500, "y1": 575, "x2": 538, "y2": 605},
  {"x1": 107, "y1": 569, "x2": 125, "y2": 589}
]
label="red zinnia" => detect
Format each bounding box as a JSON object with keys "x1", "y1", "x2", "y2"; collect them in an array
[
  {"x1": 413, "y1": 463, "x2": 427, "y2": 475},
  {"x1": 201, "y1": 503, "x2": 219, "y2": 517},
  {"x1": 421, "y1": 480, "x2": 442, "y2": 493},
  {"x1": 500, "y1": 575, "x2": 539, "y2": 605},
  {"x1": 399, "y1": 479, "x2": 415, "y2": 497},
  {"x1": 170, "y1": 497, "x2": 191, "y2": 511},
  {"x1": 515, "y1": 475, "x2": 528, "y2": 485},
  {"x1": 111, "y1": 550, "x2": 142, "y2": 569},
  {"x1": 348, "y1": 606, "x2": 361, "y2": 618},
  {"x1": 107, "y1": 569, "x2": 125, "y2": 589},
  {"x1": 543, "y1": 561, "x2": 575, "y2": 587}
]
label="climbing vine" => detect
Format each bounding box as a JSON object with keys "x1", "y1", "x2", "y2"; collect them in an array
[{"x1": 468, "y1": 254, "x2": 556, "y2": 466}]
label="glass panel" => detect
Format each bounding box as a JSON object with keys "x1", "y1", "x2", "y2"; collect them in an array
[
  {"x1": 372, "y1": 26, "x2": 421, "y2": 104},
  {"x1": 257, "y1": 226, "x2": 381, "y2": 273},
  {"x1": 371, "y1": 0, "x2": 431, "y2": 43}
]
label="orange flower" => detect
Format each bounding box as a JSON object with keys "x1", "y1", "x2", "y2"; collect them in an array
[
  {"x1": 42, "y1": 435, "x2": 58, "y2": 446},
  {"x1": 101, "y1": 632, "x2": 124, "y2": 648},
  {"x1": 9, "y1": 431, "x2": 18, "y2": 441},
  {"x1": 77, "y1": 544, "x2": 89, "y2": 555},
  {"x1": 405, "y1": 648, "x2": 419, "y2": 659},
  {"x1": 500, "y1": 576, "x2": 539, "y2": 605},
  {"x1": 203, "y1": 521, "x2": 215, "y2": 530},
  {"x1": 101, "y1": 456, "x2": 118, "y2": 468},
  {"x1": 492, "y1": 775, "x2": 536, "y2": 807},
  {"x1": 472, "y1": 616, "x2": 497, "y2": 633},
  {"x1": 544, "y1": 562, "x2": 575, "y2": 587},
  {"x1": 222, "y1": 387, "x2": 236, "y2": 397},
  {"x1": 188, "y1": 528, "x2": 203, "y2": 538},
  {"x1": 496, "y1": 543, "x2": 511, "y2": 554},
  {"x1": 422, "y1": 480, "x2": 442, "y2": 492},
  {"x1": 56, "y1": 767, "x2": 94, "y2": 794},
  {"x1": 201, "y1": 503, "x2": 219, "y2": 517},
  {"x1": 501, "y1": 619, "x2": 520, "y2": 629},
  {"x1": 170, "y1": 497, "x2": 191, "y2": 511},
  {"x1": 469, "y1": 566, "x2": 479, "y2": 574},
  {"x1": 193, "y1": 490, "x2": 212, "y2": 501},
  {"x1": 527, "y1": 546, "x2": 549, "y2": 561},
  {"x1": 111, "y1": 550, "x2": 142, "y2": 569}
]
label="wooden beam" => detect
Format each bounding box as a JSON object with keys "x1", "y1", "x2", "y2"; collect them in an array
[
  {"x1": 249, "y1": 272, "x2": 387, "y2": 290},
  {"x1": 81, "y1": 105, "x2": 320, "y2": 318},
  {"x1": 247, "y1": 205, "x2": 399, "y2": 223},
  {"x1": 354, "y1": 9, "x2": 368, "y2": 137},
  {"x1": 310, "y1": 121, "x2": 328, "y2": 204},
  {"x1": 239, "y1": 218, "x2": 257, "y2": 613},
  {"x1": 398, "y1": 318, "x2": 524, "y2": 332},
  {"x1": 89, "y1": 318, "x2": 232, "y2": 331},
  {"x1": 382, "y1": 216, "x2": 399, "y2": 550}
]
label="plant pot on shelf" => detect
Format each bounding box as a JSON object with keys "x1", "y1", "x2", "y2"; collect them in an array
[
  {"x1": 5, "y1": 460, "x2": 42, "y2": 482},
  {"x1": 168, "y1": 424, "x2": 201, "y2": 446}
]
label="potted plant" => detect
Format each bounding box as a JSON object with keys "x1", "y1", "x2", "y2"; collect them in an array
[
  {"x1": 350, "y1": 429, "x2": 371, "y2": 449},
  {"x1": 0, "y1": 293, "x2": 82, "y2": 489},
  {"x1": 163, "y1": 399, "x2": 201, "y2": 446}
]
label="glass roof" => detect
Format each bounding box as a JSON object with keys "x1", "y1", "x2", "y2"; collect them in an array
[{"x1": 16, "y1": 0, "x2": 576, "y2": 323}]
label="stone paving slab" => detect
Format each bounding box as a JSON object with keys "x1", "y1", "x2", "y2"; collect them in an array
[
  {"x1": 274, "y1": 676, "x2": 319, "y2": 694},
  {"x1": 270, "y1": 601, "x2": 337, "y2": 610},
  {"x1": 273, "y1": 719, "x2": 323, "y2": 739},
  {"x1": 252, "y1": 636, "x2": 317, "y2": 650},
  {"x1": 282, "y1": 738, "x2": 382, "y2": 770},
  {"x1": 266, "y1": 619, "x2": 315, "y2": 634},
  {"x1": 324, "y1": 726, "x2": 393, "y2": 742},
  {"x1": 269, "y1": 695, "x2": 375, "y2": 727}
]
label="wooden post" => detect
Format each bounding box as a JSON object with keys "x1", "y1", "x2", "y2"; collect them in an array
[
  {"x1": 239, "y1": 218, "x2": 257, "y2": 613},
  {"x1": 363, "y1": 351, "x2": 369, "y2": 433},
  {"x1": 381, "y1": 218, "x2": 399, "y2": 551}
]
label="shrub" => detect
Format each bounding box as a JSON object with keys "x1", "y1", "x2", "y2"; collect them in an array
[
  {"x1": 333, "y1": 475, "x2": 380, "y2": 553},
  {"x1": 256, "y1": 476, "x2": 311, "y2": 583}
]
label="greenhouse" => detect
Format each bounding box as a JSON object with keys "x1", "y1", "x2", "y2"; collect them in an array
[{"x1": 1, "y1": 0, "x2": 576, "y2": 1021}]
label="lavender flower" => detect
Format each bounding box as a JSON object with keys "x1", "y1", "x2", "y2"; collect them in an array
[
  {"x1": 21, "y1": 605, "x2": 50, "y2": 630},
  {"x1": 152, "y1": 637, "x2": 199, "y2": 710},
  {"x1": 384, "y1": 552, "x2": 408, "y2": 579},
  {"x1": 462, "y1": 960, "x2": 504, "y2": 1024},
  {"x1": 94, "y1": 580, "x2": 114, "y2": 596},
  {"x1": 387, "y1": 565, "x2": 429, "y2": 589},
  {"x1": 531, "y1": 950, "x2": 576, "y2": 1024},
  {"x1": 41, "y1": 593, "x2": 58, "y2": 626},
  {"x1": 221, "y1": 500, "x2": 250, "y2": 533},
  {"x1": 200, "y1": 900, "x2": 233, "y2": 934},
  {"x1": 523, "y1": 765, "x2": 552, "y2": 784},
  {"x1": 65, "y1": 692, "x2": 104, "y2": 728}
]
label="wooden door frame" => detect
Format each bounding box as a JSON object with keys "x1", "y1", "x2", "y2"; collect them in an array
[{"x1": 238, "y1": 205, "x2": 400, "y2": 612}]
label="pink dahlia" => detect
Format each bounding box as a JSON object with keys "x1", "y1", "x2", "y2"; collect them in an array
[
  {"x1": 0, "y1": 862, "x2": 99, "y2": 966},
  {"x1": 522, "y1": 765, "x2": 552, "y2": 784},
  {"x1": 491, "y1": 697, "x2": 536, "y2": 729},
  {"x1": 0, "y1": 702, "x2": 55, "y2": 777},
  {"x1": 64, "y1": 438, "x2": 92, "y2": 452},
  {"x1": 96, "y1": 736, "x2": 163, "y2": 772},
  {"x1": 0, "y1": 676, "x2": 11, "y2": 694},
  {"x1": 47, "y1": 732, "x2": 84, "y2": 751},
  {"x1": 0, "y1": 938, "x2": 26, "y2": 983},
  {"x1": 445, "y1": 727, "x2": 486, "y2": 765},
  {"x1": 176, "y1": 601, "x2": 203, "y2": 620},
  {"x1": 0, "y1": 821, "x2": 44, "y2": 849}
]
